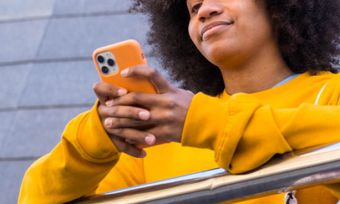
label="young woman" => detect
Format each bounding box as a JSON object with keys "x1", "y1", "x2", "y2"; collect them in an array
[{"x1": 19, "y1": 0, "x2": 340, "y2": 203}]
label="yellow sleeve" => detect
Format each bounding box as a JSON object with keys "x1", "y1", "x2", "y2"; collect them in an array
[
  {"x1": 181, "y1": 93, "x2": 340, "y2": 174},
  {"x1": 18, "y1": 103, "x2": 144, "y2": 203}
]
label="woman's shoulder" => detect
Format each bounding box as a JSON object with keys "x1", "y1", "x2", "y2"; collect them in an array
[
  {"x1": 309, "y1": 71, "x2": 340, "y2": 105},
  {"x1": 312, "y1": 71, "x2": 340, "y2": 86},
  {"x1": 297, "y1": 71, "x2": 340, "y2": 88}
]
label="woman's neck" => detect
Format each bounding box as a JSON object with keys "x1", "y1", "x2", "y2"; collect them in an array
[{"x1": 219, "y1": 45, "x2": 293, "y2": 95}]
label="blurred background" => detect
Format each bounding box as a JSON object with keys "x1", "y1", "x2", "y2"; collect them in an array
[{"x1": 0, "y1": 0, "x2": 165, "y2": 202}]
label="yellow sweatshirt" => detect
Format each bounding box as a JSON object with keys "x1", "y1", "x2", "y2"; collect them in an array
[{"x1": 19, "y1": 72, "x2": 340, "y2": 204}]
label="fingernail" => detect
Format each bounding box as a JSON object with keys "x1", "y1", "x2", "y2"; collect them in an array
[
  {"x1": 138, "y1": 111, "x2": 150, "y2": 120},
  {"x1": 117, "y1": 89, "x2": 127, "y2": 96},
  {"x1": 105, "y1": 100, "x2": 114, "y2": 107},
  {"x1": 104, "y1": 119, "x2": 112, "y2": 127},
  {"x1": 121, "y1": 69, "x2": 129, "y2": 77},
  {"x1": 145, "y1": 135, "x2": 156, "y2": 145}
]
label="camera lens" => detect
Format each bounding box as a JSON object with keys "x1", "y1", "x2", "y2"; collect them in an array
[
  {"x1": 107, "y1": 59, "x2": 115, "y2": 67},
  {"x1": 101, "y1": 66, "x2": 110, "y2": 74},
  {"x1": 97, "y1": 55, "x2": 105, "y2": 63}
]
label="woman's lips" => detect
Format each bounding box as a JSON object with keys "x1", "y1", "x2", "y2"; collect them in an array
[{"x1": 201, "y1": 21, "x2": 234, "y2": 41}]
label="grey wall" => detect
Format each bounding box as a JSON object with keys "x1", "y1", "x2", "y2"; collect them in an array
[{"x1": 0, "y1": 1, "x2": 164, "y2": 203}]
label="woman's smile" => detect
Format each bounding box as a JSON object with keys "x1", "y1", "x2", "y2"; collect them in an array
[{"x1": 201, "y1": 21, "x2": 234, "y2": 41}]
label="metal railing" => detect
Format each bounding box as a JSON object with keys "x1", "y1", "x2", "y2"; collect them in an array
[{"x1": 76, "y1": 143, "x2": 340, "y2": 204}]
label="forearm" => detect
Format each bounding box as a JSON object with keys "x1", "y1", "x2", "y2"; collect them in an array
[
  {"x1": 229, "y1": 102, "x2": 340, "y2": 173},
  {"x1": 275, "y1": 103, "x2": 340, "y2": 149},
  {"x1": 19, "y1": 141, "x2": 118, "y2": 203},
  {"x1": 182, "y1": 93, "x2": 340, "y2": 173},
  {"x1": 18, "y1": 105, "x2": 120, "y2": 203}
]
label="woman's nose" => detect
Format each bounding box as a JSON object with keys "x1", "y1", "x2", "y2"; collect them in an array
[{"x1": 198, "y1": 2, "x2": 223, "y2": 22}]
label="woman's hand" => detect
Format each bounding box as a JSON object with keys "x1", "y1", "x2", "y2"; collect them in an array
[
  {"x1": 93, "y1": 82, "x2": 156, "y2": 158},
  {"x1": 106, "y1": 65, "x2": 194, "y2": 144}
]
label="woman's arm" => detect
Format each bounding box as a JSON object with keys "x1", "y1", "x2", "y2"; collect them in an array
[
  {"x1": 18, "y1": 102, "x2": 146, "y2": 203},
  {"x1": 182, "y1": 93, "x2": 340, "y2": 173}
]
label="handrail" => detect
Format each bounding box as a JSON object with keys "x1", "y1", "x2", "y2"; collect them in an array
[{"x1": 75, "y1": 143, "x2": 340, "y2": 204}]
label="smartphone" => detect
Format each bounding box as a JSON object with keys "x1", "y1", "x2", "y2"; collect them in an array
[{"x1": 92, "y1": 39, "x2": 156, "y2": 94}]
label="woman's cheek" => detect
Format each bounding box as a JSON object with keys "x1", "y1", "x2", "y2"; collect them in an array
[{"x1": 188, "y1": 22, "x2": 199, "y2": 45}]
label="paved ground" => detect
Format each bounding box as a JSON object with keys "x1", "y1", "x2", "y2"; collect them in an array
[{"x1": 0, "y1": 1, "x2": 164, "y2": 203}]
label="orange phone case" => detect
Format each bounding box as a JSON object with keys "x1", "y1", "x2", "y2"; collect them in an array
[{"x1": 92, "y1": 39, "x2": 156, "y2": 94}]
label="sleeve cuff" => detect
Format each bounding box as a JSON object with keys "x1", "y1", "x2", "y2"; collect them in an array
[
  {"x1": 72, "y1": 101, "x2": 120, "y2": 163},
  {"x1": 181, "y1": 92, "x2": 229, "y2": 151},
  {"x1": 181, "y1": 92, "x2": 243, "y2": 171}
]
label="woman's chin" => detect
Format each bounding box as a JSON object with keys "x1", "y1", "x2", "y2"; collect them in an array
[
  {"x1": 201, "y1": 43, "x2": 237, "y2": 63},
  {"x1": 204, "y1": 50, "x2": 237, "y2": 67}
]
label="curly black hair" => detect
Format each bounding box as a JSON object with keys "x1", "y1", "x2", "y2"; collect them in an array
[{"x1": 131, "y1": 0, "x2": 340, "y2": 96}]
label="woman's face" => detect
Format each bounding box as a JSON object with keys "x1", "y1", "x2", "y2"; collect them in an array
[{"x1": 187, "y1": 0, "x2": 275, "y2": 68}]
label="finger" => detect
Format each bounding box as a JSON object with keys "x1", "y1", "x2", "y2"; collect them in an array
[
  {"x1": 125, "y1": 139, "x2": 136, "y2": 144},
  {"x1": 111, "y1": 136, "x2": 146, "y2": 158},
  {"x1": 111, "y1": 92, "x2": 161, "y2": 108},
  {"x1": 103, "y1": 117, "x2": 154, "y2": 129},
  {"x1": 144, "y1": 125, "x2": 176, "y2": 143},
  {"x1": 125, "y1": 139, "x2": 150, "y2": 149},
  {"x1": 121, "y1": 65, "x2": 172, "y2": 94},
  {"x1": 109, "y1": 128, "x2": 156, "y2": 146},
  {"x1": 93, "y1": 82, "x2": 127, "y2": 105},
  {"x1": 99, "y1": 105, "x2": 151, "y2": 121}
]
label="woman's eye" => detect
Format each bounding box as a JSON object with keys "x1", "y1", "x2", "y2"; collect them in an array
[{"x1": 191, "y1": 3, "x2": 202, "y2": 14}]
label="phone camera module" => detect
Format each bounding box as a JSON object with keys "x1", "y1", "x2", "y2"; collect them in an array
[
  {"x1": 97, "y1": 55, "x2": 105, "y2": 63},
  {"x1": 107, "y1": 59, "x2": 115, "y2": 67},
  {"x1": 101, "y1": 66, "x2": 110, "y2": 74}
]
